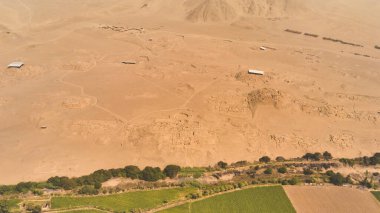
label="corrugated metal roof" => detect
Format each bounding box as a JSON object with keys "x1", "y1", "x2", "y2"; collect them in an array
[
  {"x1": 8, "y1": 61, "x2": 24, "y2": 68},
  {"x1": 248, "y1": 69, "x2": 265, "y2": 75}
]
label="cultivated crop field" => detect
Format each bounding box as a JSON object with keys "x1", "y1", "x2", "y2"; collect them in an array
[
  {"x1": 51, "y1": 187, "x2": 197, "y2": 212},
  {"x1": 64, "y1": 210, "x2": 105, "y2": 213},
  {"x1": 372, "y1": 191, "x2": 380, "y2": 202},
  {"x1": 0, "y1": 199, "x2": 20, "y2": 211},
  {"x1": 160, "y1": 186, "x2": 295, "y2": 213}
]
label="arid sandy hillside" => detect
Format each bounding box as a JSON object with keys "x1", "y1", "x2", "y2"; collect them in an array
[{"x1": 0, "y1": 0, "x2": 379, "y2": 184}]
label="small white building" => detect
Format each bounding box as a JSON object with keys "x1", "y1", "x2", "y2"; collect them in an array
[
  {"x1": 260, "y1": 46, "x2": 267, "y2": 50},
  {"x1": 248, "y1": 69, "x2": 265, "y2": 75},
  {"x1": 8, "y1": 61, "x2": 24, "y2": 68}
]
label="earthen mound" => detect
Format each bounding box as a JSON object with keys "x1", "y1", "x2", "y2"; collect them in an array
[{"x1": 247, "y1": 88, "x2": 283, "y2": 116}]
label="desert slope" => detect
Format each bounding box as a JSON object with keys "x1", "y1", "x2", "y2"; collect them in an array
[
  {"x1": 186, "y1": 0, "x2": 305, "y2": 22},
  {"x1": 0, "y1": 0, "x2": 379, "y2": 184}
]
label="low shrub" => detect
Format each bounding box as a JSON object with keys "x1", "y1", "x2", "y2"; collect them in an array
[{"x1": 277, "y1": 167, "x2": 287, "y2": 174}]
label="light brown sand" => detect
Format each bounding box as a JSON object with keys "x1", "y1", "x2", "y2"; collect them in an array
[
  {"x1": 0, "y1": 0, "x2": 379, "y2": 184},
  {"x1": 284, "y1": 186, "x2": 380, "y2": 213}
]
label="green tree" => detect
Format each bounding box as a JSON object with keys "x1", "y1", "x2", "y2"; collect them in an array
[
  {"x1": 288, "y1": 177, "x2": 299, "y2": 185},
  {"x1": 360, "y1": 177, "x2": 373, "y2": 189},
  {"x1": 0, "y1": 185, "x2": 14, "y2": 195},
  {"x1": 314, "y1": 152, "x2": 322, "y2": 161},
  {"x1": 264, "y1": 168, "x2": 273, "y2": 175},
  {"x1": 259, "y1": 156, "x2": 271, "y2": 163},
  {"x1": 325, "y1": 170, "x2": 335, "y2": 176},
  {"x1": 140, "y1": 167, "x2": 165, "y2": 182},
  {"x1": 303, "y1": 152, "x2": 322, "y2": 161},
  {"x1": 330, "y1": 173, "x2": 345, "y2": 186},
  {"x1": 303, "y1": 168, "x2": 314, "y2": 175},
  {"x1": 163, "y1": 165, "x2": 181, "y2": 179},
  {"x1": 217, "y1": 161, "x2": 228, "y2": 169},
  {"x1": 94, "y1": 181, "x2": 102, "y2": 189},
  {"x1": 275, "y1": 156, "x2": 286, "y2": 162},
  {"x1": 125, "y1": 166, "x2": 141, "y2": 179},
  {"x1": 15, "y1": 182, "x2": 34, "y2": 193},
  {"x1": 47, "y1": 176, "x2": 77, "y2": 190},
  {"x1": 78, "y1": 185, "x2": 98, "y2": 195},
  {"x1": 277, "y1": 167, "x2": 287, "y2": 174},
  {"x1": 302, "y1": 153, "x2": 314, "y2": 160},
  {"x1": 369, "y1": 153, "x2": 380, "y2": 165},
  {"x1": 339, "y1": 158, "x2": 355, "y2": 167},
  {"x1": 323, "y1": 151, "x2": 333, "y2": 160},
  {"x1": 232, "y1": 161, "x2": 248, "y2": 166}
]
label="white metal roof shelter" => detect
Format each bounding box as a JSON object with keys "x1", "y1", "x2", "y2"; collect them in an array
[
  {"x1": 248, "y1": 69, "x2": 265, "y2": 75},
  {"x1": 8, "y1": 61, "x2": 24, "y2": 68}
]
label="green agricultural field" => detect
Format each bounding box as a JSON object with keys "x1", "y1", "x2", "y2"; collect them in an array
[
  {"x1": 51, "y1": 187, "x2": 197, "y2": 212},
  {"x1": 178, "y1": 167, "x2": 207, "y2": 178},
  {"x1": 160, "y1": 186, "x2": 296, "y2": 213},
  {"x1": 0, "y1": 198, "x2": 21, "y2": 211},
  {"x1": 64, "y1": 210, "x2": 105, "y2": 213},
  {"x1": 372, "y1": 191, "x2": 380, "y2": 202}
]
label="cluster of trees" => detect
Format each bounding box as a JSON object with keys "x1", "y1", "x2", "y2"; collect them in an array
[
  {"x1": 199, "y1": 181, "x2": 250, "y2": 198},
  {"x1": 339, "y1": 153, "x2": 380, "y2": 167},
  {"x1": 259, "y1": 151, "x2": 333, "y2": 163},
  {"x1": 259, "y1": 156, "x2": 271, "y2": 163},
  {"x1": 0, "y1": 165, "x2": 181, "y2": 195},
  {"x1": 325, "y1": 170, "x2": 349, "y2": 186},
  {"x1": 264, "y1": 168, "x2": 273, "y2": 175},
  {"x1": 281, "y1": 177, "x2": 299, "y2": 185},
  {"x1": 277, "y1": 167, "x2": 287, "y2": 174},
  {"x1": 217, "y1": 156, "x2": 284, "y2": 168},
  {"x1": 0, "y1": 200, "x2": 10, "y2": 213},
  {"x1": 359, "y1": 177, "x2": 377, "y2": 189},
  {"x1": 356, "y1": 153, "x2": 380, "y2": 166},
  {"x1": 47, "y1": 165, "x2": 181, "y2": 194},
  {"x1": 0, "y1": 182, "x2": 51, "y2": 196},
  {"x1": 302, "y1": 151, "x2": 333, "y2": 161},
  {"x1": 303, "y1": 168, "x2": 314, "y2": 175},
  {"x1": 3, "y1": 151, "x2": 379, "y2": 196}
]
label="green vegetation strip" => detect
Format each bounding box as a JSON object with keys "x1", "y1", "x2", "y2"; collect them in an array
[
  {"x1": 64, "y1": 210, "x2": 105, "y2": 213},
  {"x1": 160, "y1": 186, "x2": 295, "y2": 213},
  {"x1": 0, "y1": 198, "x2": 21, "y2": 210},
  {"x1": 51, "y1": 187, "x2": 196, "y2": 212},
  {"x1": 372, "y1": 191, "x2": 380, "y2": 202}
]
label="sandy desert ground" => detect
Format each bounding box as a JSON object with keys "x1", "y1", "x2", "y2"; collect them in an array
[
  {"x1": 284, "y1": 186, "x2": 380, "y2": 213},
  {"x1": 0, "y1": 0, "x2": 379, "y2": 184}
]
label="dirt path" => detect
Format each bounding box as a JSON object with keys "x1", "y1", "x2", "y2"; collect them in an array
[
  {"x1": 46, "y1": 207, "x2": 112, "y2": 213},
  {"x1": 58, "y1": 56, "x2": 129, "y2": 123}
]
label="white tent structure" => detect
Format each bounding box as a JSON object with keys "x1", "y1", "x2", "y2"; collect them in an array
[
  {"x1": 8, "y1": 61, "x2": 24, "y2": 68},
  {"x1": 248, "y1": 69, "x2": 265, "y2": 75}
]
